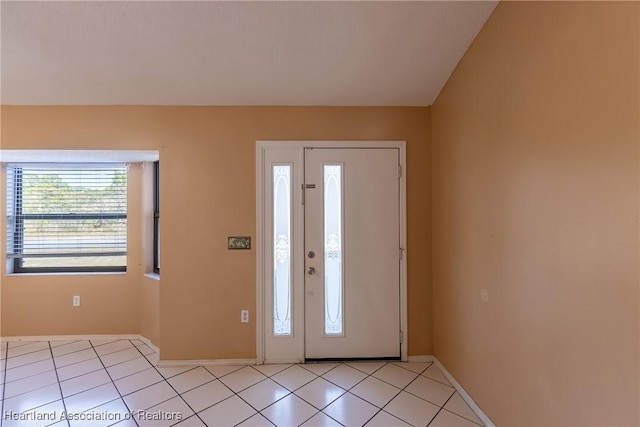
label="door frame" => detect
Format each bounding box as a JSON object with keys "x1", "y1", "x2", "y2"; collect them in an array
[{"x1": 256, "y1": 140, "x2": 408, "y2": 364}]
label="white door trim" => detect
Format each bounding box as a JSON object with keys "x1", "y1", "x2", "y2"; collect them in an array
[{"x1": 256, "y1": 140, "x2": 408, "y2": 364}]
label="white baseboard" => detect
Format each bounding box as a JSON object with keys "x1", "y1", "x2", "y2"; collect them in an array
[
  {"x1": 431, "y1": 357, "x2": 495, "y2": 427},
  {"x1": 0, "y1": 334, "x2": 142, "y2": 343},
  {"x1": 263, "y1": 359, "x2": 303, "y2": 365},
  {"x1": 0, "y1": 334, "x2": 255, "y2": 369},
  {"x1": 157, "y1": 359, "x2": 257, "y2": 367},
  {"x1": 407, "y1": 355, "x2": 435, "y2": 363},
  {"x1": 0, "y1": 333, "x2": 160, "y2": 356},
  {"x1": 138, "y1": 336, "x2": 160, "y2": 354},
  {"x1": 402, "y1": 355, "x2": 494, "y2": 427}
]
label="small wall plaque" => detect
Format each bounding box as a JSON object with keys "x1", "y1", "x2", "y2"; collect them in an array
[{"x1": 228, "y1": 236, "x2": 251, "y2": 250}]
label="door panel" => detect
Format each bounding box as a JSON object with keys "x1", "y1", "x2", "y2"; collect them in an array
[
  {"x1": 262, "y1": 148, "x2": 304, "y2": 363},
  {"x1": 304, "y1": 148, "x2": 400, "y2": 359}
]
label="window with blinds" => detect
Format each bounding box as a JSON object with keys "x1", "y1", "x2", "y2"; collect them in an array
[
  {"x1": 5, "y1": 164, "x2": 127, "y2": 273},
  {"x1": 153, "y1": 161, "x2": 160, "y2": 274}
]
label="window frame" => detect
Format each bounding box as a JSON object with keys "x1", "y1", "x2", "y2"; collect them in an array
[
  {"x1": 153, "y1": 161, "x2": 160, "y2": 274},
  {"x1": 7, "y1": 164, "x2": 128, "y2": 274}
]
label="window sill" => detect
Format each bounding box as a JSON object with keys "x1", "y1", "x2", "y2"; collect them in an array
[
  {"x1": 145, "y1": 273, "x2": 160, "y2": 281},
  {"x1": 6, "y1": 271, "x2": 127, "y2": 277}
]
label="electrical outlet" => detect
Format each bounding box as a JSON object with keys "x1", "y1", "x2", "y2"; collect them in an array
[
  {"x1": 73, "y1": 295, "x2": 81, "y2": 307},
  {"x1": 241, "y1": 310, "x2": 249, "y2": 323},
  {"x1": 480, "y1": 289, "x2": 489, "y2": 302}
]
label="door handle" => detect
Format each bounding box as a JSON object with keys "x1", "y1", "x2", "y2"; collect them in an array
[{"x1": 307, "y1": 267, "x2": 316, "y2": 275}]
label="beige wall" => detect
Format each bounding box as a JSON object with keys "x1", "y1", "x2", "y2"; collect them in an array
[
  {"x1": 0, "y1": 106, "x2": 432, "y2": 359},
  {"x1": 0, "y1": 164, "x2": 144, "y2": 336},
  {"x1": 139, "y1": 276, "x2": 160, "y2": 346},
  {"x1": 138, "y1": 163, "x2": 160, "y2": 346},
  {"x1": 432, "y1": 2, "x2": 639, "y2": 425}
]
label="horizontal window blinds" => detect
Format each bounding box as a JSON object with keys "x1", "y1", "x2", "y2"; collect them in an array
[{"x1": 6, "y1": 164, "x2": 127, "y2": 271}]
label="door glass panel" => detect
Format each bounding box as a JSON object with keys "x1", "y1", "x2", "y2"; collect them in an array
[
  {"x1": 324, "y1": 165, "x2": 343, "y2": 335},
  {"x1": 273, "y1": 165, "x2": 292, "y2": 335}
]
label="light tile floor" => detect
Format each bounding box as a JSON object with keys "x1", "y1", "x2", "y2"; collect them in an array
[{"x1": 0, "y1": 339, "x2": 484, "y2": 427}]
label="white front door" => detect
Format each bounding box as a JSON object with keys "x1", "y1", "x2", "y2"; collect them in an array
[
  {"x1": 258, "y1": 141, "x2": 406, "y2": 364},
  {"x1": 304, "y1": 148, "x2": 401, "y2": 359}
]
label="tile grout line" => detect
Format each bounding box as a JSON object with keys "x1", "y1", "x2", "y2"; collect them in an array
[
  {"x1": 93, "y1": 360, "x2": 153, "y2": 386},
  {"x1": 47, "y1": 341, "x2": 71, "y2": 427},
  {"x1": 360, "y1": 362, "x2": 434, "y2": 427},
  {"x1": 244, "y1": 364, "x2": 333, "y2": 427},
  {"x1": 398, "y1": 366, "x2": 459, "y2": 412},
  {"x1": 87, "y1": 340, "x2": 140, "y2": 427},
  {"x1": 3, "y1": 348, "x2": 51, "y2": 369},
  {"x1": 6, "y1": 355, "x2": 63, "y2": 375},
  {"x1": 294, "y1": 361, "x2": 431, "y2": 427},
  {"x1": 2, "y1": 374, "x2": 72, "y2": 424},
  {"x1": 1, "y1": 341, "x2": 8, "y2": 427},
  {"x1": 242, "y1": 365, "x2": 291, "y2": 413},
  {"x1": 361, "y1": 363, "x2": 408, "y2": 427},
  {"x1": 130, "y1": 340, "x2": 209, "y2": 427},
  {"x1": 3, "y1": 341, "x2": 33, "y2": 350},
  {"x1": 392, "y1": 361, "x2": 434, "y2": 376},
  {"x1": 384, "y1": 363, "x2": 454, "y2": 427},
  {"x1": 4, "y1": 345, "x2": 81, "y2": 425},
  {"x1": 287, "y1": 362, "x2": 386, "y2": 427},
  {"x1": 426, "y1": 390, "x2": 457, "y2": 427},
  {"x1": 1, "y1": 342, "x2": 482, "y2": 427},
  {"x1": 421, "y1": 365, "x2": 455, "y2": 388},
  {"x1": 60, "y1": 347, "x2": 156, "y2": 384},
  {"x1": 287, "y1": 385, "x2": 345, "y2": 427},
  {"x1": 327, "y1": 362, "x2": 393, "y2": 427},
  {"x1": 3, "y1": 345, "x2": 101, "y2": 384},
  {"x1": 413, "y1": 365, "x2": 485, "y2": 425},
  {"x1": 2, "y1": 341, "x2": 45, "y2": 357},
  {"x1": 231, "y1": 387, "x2": 279, "y2": 427},
  {"x1": 259, "y1": 364, "x2": 331, "y2": 418},
  {"x1": 55, "y1": 349, "x2": 153, "y2": 402},
  {"x1": 298, "y1": 362, "x2": 388, "y2": 426},
  {"x1": 54, "y1": 359, "x2": 107, "y2": 392},
  {"x1": 242, "y1": 365, "x2": 307, "y2": 427},
  {"x1": 440, "y1": 407, "x2": 484, "y2": 427},
  {"x1": 306, "y1": 362, "x2": 365, "y2": 391},
  {"x1": 294, "y1": 399, "x2": 344, "y2": 427},
  {"x1": 195, "y1": 363, "x2": 323, "y2": 426},
  {"x1": 181, "y1": 366, "x2": 271, "y2": 425},
  {"x1": 5, "y1": 338, "x2": 118, "y2": 365}
]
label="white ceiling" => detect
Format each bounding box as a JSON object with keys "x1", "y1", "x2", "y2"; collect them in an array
[{"x1": 0, "y1": 1, "x2": 497, "y2": 106}]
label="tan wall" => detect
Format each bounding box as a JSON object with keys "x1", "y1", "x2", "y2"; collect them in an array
[
  {"x1": 432, "y1": 2, "x2": 639, "y2": 425},
  {"x1": 139, "y1": 276, "x2": 160, "y2": 347},
  {"x1": 0, "y1": 164, "x2": 144, "y2": 336},
  {"x1": 138, "y1": 163, "x2": 160, "y2": 347},
  {"x1": 0, "y1": 106, "x2": 432, "y2": 358}
]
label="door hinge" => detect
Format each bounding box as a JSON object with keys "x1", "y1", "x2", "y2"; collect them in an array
[
  {"x1": 398, "y1": 165, "x2": 402, "y2": 178},
  {"x1": 400, "y1": 330, "x2": 403, "y2": 343},
  {"x1": 399, "y1": 248, "x2": 404, "y2": 260},
  {"x1": 301, "y1": 184, "x2": 305, "y2": 205}
]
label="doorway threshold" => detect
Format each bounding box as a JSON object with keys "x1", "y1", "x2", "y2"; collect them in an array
[{"x1": 305, "y1": 356, "x2": 401, "y2": 363}]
